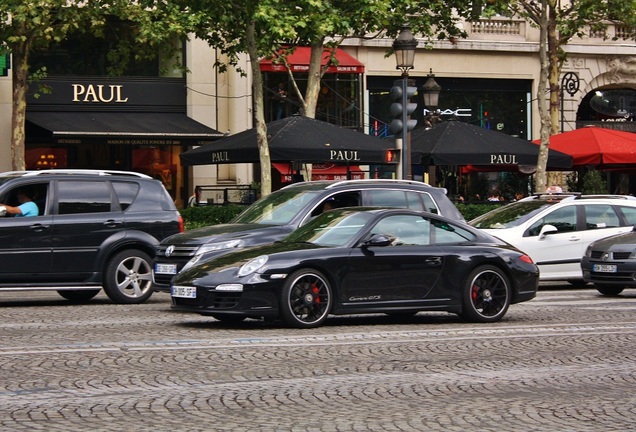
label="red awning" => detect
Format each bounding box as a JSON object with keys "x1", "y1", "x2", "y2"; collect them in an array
[
  {"x1": 273, "y1": 163, "x2": 364, "y2": 182},
  {"x1": 260, "y1": 48, "x2": 364, "y2": 74}
]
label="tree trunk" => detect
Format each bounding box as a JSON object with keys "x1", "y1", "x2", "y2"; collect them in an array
[
  {"x1": 303, "y1": 41, "x2": 324, "y2": 119},
  {"x1": 246, "y1": 21, "x2": 271, "y2": 196},
  {"x1": 535, "y1": 0, "x2": 551, "y2": 194},
  {"x1": 11, "y1": 40, "x2": 29, "y2": 171},
  {"x1": 547, "y1": 3, "x2": 561, "y2": 136}
]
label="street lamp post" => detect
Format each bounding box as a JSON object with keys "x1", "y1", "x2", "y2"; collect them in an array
[
  {"x1": 421, "y1": 69, "x2": 441, "y2": 129},
  {"x1": 392, "y1": 24, "x2": 418, "y2": 180}
]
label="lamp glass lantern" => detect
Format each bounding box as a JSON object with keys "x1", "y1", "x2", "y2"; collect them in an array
[
  {"x1": 422, "y1": 70, "x2": 441, "y2": 108},
  {"x1": 392, "y1": 25, "x2": 418, "y2": 74}
]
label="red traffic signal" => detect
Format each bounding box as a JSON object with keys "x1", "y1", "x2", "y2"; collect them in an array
[{"x1": 385, "y1": 149, "x2": 400, "y2": 163}]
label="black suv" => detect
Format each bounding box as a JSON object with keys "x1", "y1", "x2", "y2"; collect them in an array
[
  {"x1": 153, "y1": 179, "x2": 463, "y2": 291},
  {"x1": 0, "y1": 169, "x2": 183, "y2": 303}
]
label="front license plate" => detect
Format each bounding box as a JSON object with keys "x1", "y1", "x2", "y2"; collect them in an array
[
  {"x1": 155, "y1": 263, "x2": 177, "y2": 275},
  {"x1": 171, "y1": 285, "x2": 197, "y2": 298},
  {"x1": 593, "y1": 264, "x2": 617, "y2": 273}
]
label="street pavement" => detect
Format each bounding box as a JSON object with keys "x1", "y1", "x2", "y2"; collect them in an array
[{"x1": 0, "y1": 285, "x2": 635, "y2": 431}]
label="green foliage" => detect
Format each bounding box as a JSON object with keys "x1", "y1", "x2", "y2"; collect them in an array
[
  {"x1": 456, "y1": 202, "x2": 504, "y2": 221},
  {"x1": 180, "y1": 205, "x2": 245, "y2": 230},
  {"x1": 581, "y1": 170, "x2": 608, "y2": 194},
  {"x1": 566, "y1": 170, "x2": 608, "y2": 194}
]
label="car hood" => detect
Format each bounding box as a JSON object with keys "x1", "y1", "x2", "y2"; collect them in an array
[
  {"x1": 174, "y1": 241, "x2": 324, "y2": 284},
  {"x1": 590, "y1": 230, "x2": 636, "y2": 249},
  {"x1": 162, "y1": 223, "x2": 289, "y2": 245}
]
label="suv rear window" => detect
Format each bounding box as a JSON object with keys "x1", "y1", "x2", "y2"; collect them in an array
[
  {"x1": 112, "y1": 181, "x2": 140, "y2": 211},
  {"x1": 364, "y1": 190, "x2": 438, "y2": 214},
  {"x1": 57, "y1": 181, "x2": 112, "y2": 214}
]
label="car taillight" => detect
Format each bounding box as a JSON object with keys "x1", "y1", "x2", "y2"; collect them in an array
[
  {"x1": 178, "y1": 215, "x2": 185, "y2": 232},
  {"x1": 519, "y1": 254, "x2": 534, "y2": 264}
]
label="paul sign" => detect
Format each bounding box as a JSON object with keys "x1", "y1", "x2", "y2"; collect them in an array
[
  {"x1": 491, "y1": 154, "x2": 518, "y2": 164},
  {"x1": 329, "y1": 150, "x2": 360, "y2": 162}
]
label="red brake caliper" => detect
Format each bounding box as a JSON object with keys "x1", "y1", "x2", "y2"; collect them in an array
[
  {"x1": 471, "y1": 284, "x2": 479, "y2": 301},
  {"x1": 312, "y1": 285, "x2": 320, "y2": 303}
]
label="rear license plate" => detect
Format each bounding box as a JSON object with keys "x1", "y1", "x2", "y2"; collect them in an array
[
  {"x1": 155, "y1": 263, "x2": 177, "y2": 275},
  {"x1": 171, "y1": 285, "x2": 196, "y2": 298},
  {"x1": 593, "y1": 264, "x2": 617, "y2": 273}
]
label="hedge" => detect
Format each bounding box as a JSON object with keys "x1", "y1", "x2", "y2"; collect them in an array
[{"x1": 179, "y1": 202, "x2": 500, "y2": 231}]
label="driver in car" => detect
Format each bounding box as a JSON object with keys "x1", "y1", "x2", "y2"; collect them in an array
[{"x1": 0, "y1": 187, "x2": 39, "y2": 217}]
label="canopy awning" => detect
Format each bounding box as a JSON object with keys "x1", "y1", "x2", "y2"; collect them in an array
[
  {"x1": 259, "y1": 47, "x2": 365, "y2": 74},
  {"x1": 26, "y1": 112, "x2": 224, "y2": 146},
  {"x1": 273, "y1": 163, "x2": 364, "y2": 182}
]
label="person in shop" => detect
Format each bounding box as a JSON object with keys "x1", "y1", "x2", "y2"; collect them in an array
[
  {"x1": 187, "y1": 186, "x2": 203, "y2": 207},
  {"x1": 273, "y1": 83, "x2": 288, "y2": 120}
]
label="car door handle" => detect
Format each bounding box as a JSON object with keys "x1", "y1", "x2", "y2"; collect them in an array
[
  {"x1": 103, "y1": 220, "x2": 123, "y2": 227},
  {"x1": 423, "y1": 257, "x2": 442, "y2": 265},
  {"x1": 568, "y1": 236, "x2": 581, "y2": 242},
  {"x1": 29, "y1": 224, "x2": 50, "y2": 232}
]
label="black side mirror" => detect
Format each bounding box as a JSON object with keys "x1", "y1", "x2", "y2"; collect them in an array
[{"x1": 363, "y1": 233, "x2": 393, "y2": 247}]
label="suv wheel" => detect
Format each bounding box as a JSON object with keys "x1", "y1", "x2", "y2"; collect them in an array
[
  {"x1": 103, "y1": 249, "x2": 154, "y2": 304},
  {"x1": 57, "y1": 289, "x2": 101, "y2": 303}
]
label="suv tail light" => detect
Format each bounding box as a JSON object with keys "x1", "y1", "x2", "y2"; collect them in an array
[{"x1": 178, "y1": 215, "x2": 185, "y2": 232}]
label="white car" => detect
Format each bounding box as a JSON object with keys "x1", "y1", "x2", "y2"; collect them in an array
[{"x1": 469, "y1": 193, "x2": 636, "y2": 284}]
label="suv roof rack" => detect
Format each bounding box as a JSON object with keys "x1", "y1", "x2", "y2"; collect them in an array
[
  {"x1": 325, "y1": 179, "x2": 432, "y2": 189},
  {"x1": 16, "y1": 169, "x2": 152, "y2": 178}
]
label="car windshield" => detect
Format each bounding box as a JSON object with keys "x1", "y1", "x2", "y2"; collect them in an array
[
  {"x1": 232, "y1": 189, "x2": 322, "y2": 225},
  {"x1": 283, "y1": 209, "x2": 374, "y2": 247},
  {"x1": 470, "y1": 200, "x2": 556, "y2": 229}
]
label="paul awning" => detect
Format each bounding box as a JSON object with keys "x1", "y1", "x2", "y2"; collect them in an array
[
  {"x1": 26, "y1": 112, "x2": 224, "y2": 146},
  {"x1": 259, "y1": 47, "x2": 365, "y2": 74},
  {"x1": 273, "y1": 162, "x2": 364, "y2": 182}
]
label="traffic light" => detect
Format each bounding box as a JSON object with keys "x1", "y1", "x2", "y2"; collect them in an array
[
  {"x1": 389, "y1": 79, "x2": 418, "y2": 135},
  {"x1": 385, "y1": 148, "x2": 400, "y2": 163}
]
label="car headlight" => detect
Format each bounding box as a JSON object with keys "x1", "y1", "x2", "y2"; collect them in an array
[
  {"x1": 197, "y1": 239, "x2": 243, "y2": 255},
  {"x1": 584, "y1": 245, "x2": 592, "y2": 257},
  {"x1": 238, "y1": 255, "x2": 269, "y2": 277},
  {"x1": 181, "y1": 239, "x2": 244, "y2": 272}
]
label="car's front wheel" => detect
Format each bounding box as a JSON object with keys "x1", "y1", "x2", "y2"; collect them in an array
[
  {"x1": 103, "y1": 249, "x2": 154, "y2": 304},
  {"x1": 461, "y1": 265, "x2": 510, "y2": 323},
  {"x1": 279, "y1": 269, "x2": 332, "y2": 328},
  {"x1": 595, "y1": 284, "x2": 624, "y2": 296},
  {"x1": 57, "y1": 289, "x2": 101, "y2": 303}
]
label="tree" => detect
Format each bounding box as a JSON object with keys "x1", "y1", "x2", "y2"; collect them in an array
[
  {"x1": 485, "y1": 0, "x2": 636, "y2": 192},
  {"x1": 185, "y1": 0, "x2": 473, "y2": 196},
  {"x1": 0, "y1": 0, "x2": 193, "y2": 171}
]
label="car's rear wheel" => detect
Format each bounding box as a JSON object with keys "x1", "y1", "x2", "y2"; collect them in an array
[
  {"x1": 461, "y1": 265, "x2": 510, "y2": 323},
  {"x1": 280, "y1": 269, "x2": 332, "y2": 328},
  {"x1": 595, "y1": 284, "x2": 624, "y2": 296},
  {"x1": 57, "y1": 289, "x2": 101, "y2": 303},
  {"x1": 103, "y1": 249, "x2": 154, "y2": 304}
]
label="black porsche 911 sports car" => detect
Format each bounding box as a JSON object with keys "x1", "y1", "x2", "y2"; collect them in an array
[{"x1": 170, "y1": 208, "x2": 538, "y2": 328}]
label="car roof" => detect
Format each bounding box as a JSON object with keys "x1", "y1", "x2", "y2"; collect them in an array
[
  {"x1": 280, "y1": 179, "x2": 445, "y2": 192},
  {"x1": 0, "y1": 169, "x2": 151, "y2": 179}
]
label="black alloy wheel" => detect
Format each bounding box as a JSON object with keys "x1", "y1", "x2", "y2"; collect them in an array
[
  {"x1": 280, "y1": 269, "x2": 332, "y2": 328},
  {"x1": 461, "y1": 265, "x2": 510, "y2": 323}
]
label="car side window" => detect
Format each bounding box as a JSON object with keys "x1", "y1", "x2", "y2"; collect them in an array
[
  {"x1": 365, "y1": 189, "x2": 431, "y2": 211},
  {"x1": 57, "y1": 181, "x2": 112, "y2": 215},
  {"x1": 112, "y1": 181, "x2": 140, "y2": 211},
  {"x1": 0, "y1": 182, "x2": 49, "y2": 217},
  {"x1": 527, "y1": 206, "x2": 577, "y2": 236},
  {"x1": 618, "y1": 205, "x2": 636, "y2": 225},
  {"x1": 584, "y1": 204, "x2": 620, "y2": 229},
  {"x1": 370, "y1": 215, "x2": 430, "y2": 246},
  {"x1": 430, "y1": 219, "x2": 476, "y2": 244}
]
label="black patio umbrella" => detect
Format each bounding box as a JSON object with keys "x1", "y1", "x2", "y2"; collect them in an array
[
  {"x1": 180, "y1": 115, "x2": 393, "y2": 166},
  {"x1": 411, "y1": 120, "x2": 572, "y2": 170}
]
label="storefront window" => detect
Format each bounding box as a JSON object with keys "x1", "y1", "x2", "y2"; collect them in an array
[
  {"x1": 367, "y1": 76, "x2": 531, "y2": 139},
  {"x1": 264, "y1": 73, "x2": 362, "y2": 129}
]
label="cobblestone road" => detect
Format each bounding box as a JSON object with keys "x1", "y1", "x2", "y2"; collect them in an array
[{"x1": 1, "y1": 287, "x2": 635, "y2": 431}]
